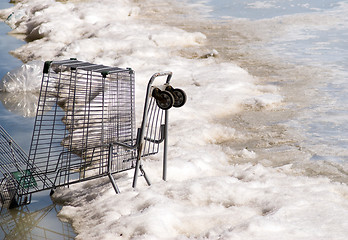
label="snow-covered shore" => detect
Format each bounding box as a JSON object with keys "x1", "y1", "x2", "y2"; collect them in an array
[{"x1": 1, "y1": 0, "x2": 348, "y2": 239}]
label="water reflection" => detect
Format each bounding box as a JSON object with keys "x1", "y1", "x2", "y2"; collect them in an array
[
  {"x1": 0, "y1": 97, "x2": 76, "y2": 239},
  {"x1": 0, "y1": 92, "x2": 38, "y2": 118},
  {"x1": 1, "y1": 5, "x2": 76, "y2": 238},
  {"x1": 0, "y1": 202, "x2": 75, "y2": 240}
]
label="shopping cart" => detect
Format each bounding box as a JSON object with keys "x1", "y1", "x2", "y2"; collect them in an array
[{"x1": 0, "y1": 59, "x2": 186, "y2": 208}]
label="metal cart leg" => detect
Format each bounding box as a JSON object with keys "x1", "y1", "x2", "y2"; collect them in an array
[
  {"x1": 163, "y1": 110, "x2": 168, "y2": 181},
  {"x1": 132, "y1": 148, "x2": 141, "y2": 188},
  {"x1": 107, "y1": 145, "x2": 120, "y2": 194},
  {"x1": 140, "y1": 164, "x2": 151, "y2": 186},
  {"x1": 132, "y1": 164, "x2": 140, "y2": 188},
  {"x1": 132, "y1": 146, "x2": 151, "y2": 188},
  {"x1": 108, "y1": 174, "x2": 120, "y2": 194}
]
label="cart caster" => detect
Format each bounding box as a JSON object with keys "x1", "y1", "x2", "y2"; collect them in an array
[
  {"x1": 166, "y1": 86, "x2": 187, "y2": 108},
  {"x1": 50, "y1": 188, "x2": 55, "y2": 196},
  {"x1": 9, "y1": 198, "x2": 19, "y2": 209},
  {"x1": 152, "y1": 88, "x2": 174, "y2": 110}
]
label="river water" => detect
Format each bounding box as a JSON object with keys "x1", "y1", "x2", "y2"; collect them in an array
[
  {"x1": 183, "y1": 0, "x2": 348, "y2": 182},
  {"x1": 0, "y1": 1, "x2": 33, "y2": 151},
  {"x1": 0, "y1": 1, "x2": 76, "y2": 239}
]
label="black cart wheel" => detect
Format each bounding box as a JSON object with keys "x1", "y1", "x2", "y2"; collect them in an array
[
  {"x1": 153, "y1": 89, "x2": 174, "y2": 110},
  {"x1": 172, "y1": 88, "x2": 187, "y2": 107},
  {"x1": 165, "y1": 86, "x2": 187, "y2": 108}
]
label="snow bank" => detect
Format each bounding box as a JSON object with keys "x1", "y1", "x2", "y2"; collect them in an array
[
  {"x1": 54, "y1": 163, "x2": 348, "y2": 240},
  {"x1": 1, "y1": 0, "x2": 348, "y2": 239}
]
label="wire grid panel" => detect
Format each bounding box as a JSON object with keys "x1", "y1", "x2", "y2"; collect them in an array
[
  {"x1": 25, "y1": 60, "x2": 136, "y2": 192},
  {"x1": 142, "y1": 96, "x2": 166, "y2": 157},
  {"x1": 0, "y1": 125, "x2": 35, "y2": 205}
]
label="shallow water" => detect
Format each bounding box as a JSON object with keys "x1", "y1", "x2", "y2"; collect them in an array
[
  {"x1": 206, "y1": 0, "x2": 342, "y2": 20},
  {"x1": 181, "y1": 0, "x2": 348, "y2": 182},
  {"x1": 1, "y1": 191, "x2": 75, "y2": 240},
  {"x1": 0, "y1": 2, "x2": 76, "y2": 239},
  {"x1": 0, "y1": 1, "x2": 33, "y2": 151}
]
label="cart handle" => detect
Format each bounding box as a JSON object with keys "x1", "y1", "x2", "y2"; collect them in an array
[
  {"x1": 148, "y1": 71, "x2": 172, "y2": 85},
  {"x1": 138, "y1": 72, "x2": 172, "y2": 146}
]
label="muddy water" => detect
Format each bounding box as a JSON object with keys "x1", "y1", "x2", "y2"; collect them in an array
[
  {"x1": 200, "y1": 19, "x2": 348, "y2": 183},
  {"x1": 0, "y1": 191, "x2": 75, "y2": 239},
  {"x1": 208, "y1": 23, "x2": 348, "y2": 184}
]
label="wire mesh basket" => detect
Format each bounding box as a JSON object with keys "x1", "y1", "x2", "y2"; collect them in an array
[
  {"x1": 25, "y1": 59, "x2": 137, "y2": 193},
  {"x1": 0, "y1": 125, "x2": 36, "y2": 208},
  {"x1": 0, "y1": 59, "x2": 186, "y2": 208}
]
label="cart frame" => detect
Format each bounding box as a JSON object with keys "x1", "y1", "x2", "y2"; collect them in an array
[{"x1": 0, "y1": 59, "x2": 185, "y2": 208}]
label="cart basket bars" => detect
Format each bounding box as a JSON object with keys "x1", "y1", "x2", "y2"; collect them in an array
[
  {"x1": 0, "y1": 125, "x2": 37, "y2": 207},
  {"x1": 1, "y1": 59, "x2": 186, "y2": 207}
]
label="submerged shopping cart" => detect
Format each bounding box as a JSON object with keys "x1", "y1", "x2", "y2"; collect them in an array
[{"x1": 0, "y1": 59, "x2": 186, "y2": 208}]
